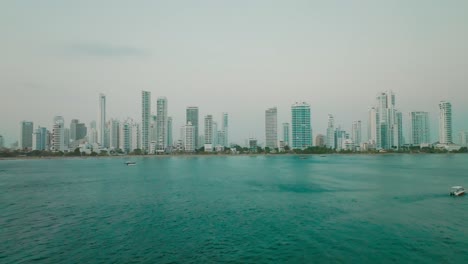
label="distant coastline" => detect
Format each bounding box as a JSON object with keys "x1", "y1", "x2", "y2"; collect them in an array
[{"x1": 1, "y1": 151, "x2": 467, "y2": 161}]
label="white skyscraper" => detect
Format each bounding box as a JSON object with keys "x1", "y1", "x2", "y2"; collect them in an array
[
  {"x1": 141, "y1": 91, "x2": 151, "y2": 152},
  {"x1": 204, "y1": 115, "x2": 213, "y2": 151},
  {"x1": 265, "y1": 107, "x2": 278, "y2": 149},
  {"x1": 409, "y1": 112, "x2": 430, "y2": 145},
  {"x1": 282, "y1": 123, "x2": 290, "y2": 146},
  {"x1": 439, "y1": 101, "x2": 452, "y2": 144},
  {"x1": 98, "y1": 93, "x2": 106, "y2": 146},
  {"x1": 52, "y1": 117, "x2": 66, "y2": 152},
  {"x1": 156, "y1": 97, "x2": 168, "y2": 153},
  {"x1": 19, "y1": 121, "x2": 34, "y2": 150},
  {"x1": 351, "y1": 120, "x2": 362, "y2": 146},
  {"x1": 326, "y1": 114, "x2": 335, "y2": 149},
  {"x1": 119, "y1": 118, "x2": 140, "y2": 153},
  {"x1": 369, "y1": 91, "x2": 403, "y2": 149},
  {"x1": 182, "y1": 122, "x2": 196, "y2": 152}
]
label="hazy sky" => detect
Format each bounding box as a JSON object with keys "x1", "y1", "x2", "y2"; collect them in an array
[{"x1": 1, "y1": 0, "x2": 467, "y2": 146}]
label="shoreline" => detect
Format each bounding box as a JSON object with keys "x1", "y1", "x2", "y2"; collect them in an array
[{"x1": 1, "y1": 152, "x2": 466, "y2": 161}]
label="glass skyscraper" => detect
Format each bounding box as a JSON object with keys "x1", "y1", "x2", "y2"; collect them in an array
[{"x1": 291, "y1": 102, "x2": 312, "y2": 149}]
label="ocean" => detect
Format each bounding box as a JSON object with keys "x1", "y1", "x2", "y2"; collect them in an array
[{"x1": 1, "y1": 154, "x2": 467, "y2": 263}]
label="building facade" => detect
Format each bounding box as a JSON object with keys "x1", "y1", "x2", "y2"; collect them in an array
[
  {"x1": 439, "y1": 101, "x2": 452, "y2": 144},
  {"x1": 98, "y1": 93, "x2": 106, "y2": 146},
  {"x1": 351, "y1": 120, "x2": 362, "y2": 147},
  {"x1": 186, "y1": 107, "x2": 199, "y2": 148},
  {"x1": 282, "y1": 123, "x2": 290, "y2": 146},
  {"x1": 409, "y1": 111, "x2": 430, "y2": 145},
  {"x1": 32, "y1": 127, "x2": 48, "y2": 151},
  {"x1": 222, "y1": 112, "x2": 228, "y2": 146},
  {"x1": 291, "y1": 102, "x2": 312, "y2": 149},
  {"x1": 315, "y1": 134, "x2": 326, "y2": 147},
  {"x1": 19, "y1": 121, "x2": 34, "y2": 150},
  {"x1": 156, "y1": 97, "x2": 168, "y2": 152},
  {"x1": 369, "y1": 91, "x2": 403, "y2": 149},
  {"x1": 326, "y1": 114, "x2": 335, "y2": 149},
  {"x1": 204, "y1": 115, "x2": 213, "y2": 151},
  {"x1": 141, "y1": 91, "x2": 151, "y2": 152},
  {"x1": 265, "y1": 107, "x2": 278, "y2": 149}
]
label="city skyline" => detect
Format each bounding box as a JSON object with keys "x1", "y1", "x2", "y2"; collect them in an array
[
  {"x1": 3, "y1": 90, "x2": 468, "y2": 150},
  {"x1": 1, "y1": 1, "x2": 468, "y2": 145}
]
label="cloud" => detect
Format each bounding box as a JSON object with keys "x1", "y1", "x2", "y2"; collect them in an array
[{"x1": 65, "y1": 43, "x2": 149, "y2": 57}]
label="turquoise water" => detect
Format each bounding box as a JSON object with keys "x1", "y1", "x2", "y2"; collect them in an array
[{"x1": 1, "y1": 155, "x2": 467, "y2": 263}]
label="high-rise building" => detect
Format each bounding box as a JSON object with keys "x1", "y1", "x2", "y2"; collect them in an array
[
  {"x1": 217, "y1": 130, "x2": 226, "y2": 147},
  {"x1": 326, "y1": 114, "x2": 335, "y2": 149},
  {"x1": 131, "y1": 122, "x2": 140, "y2": 151},
  {"x1": 64, "y1": 128, "x2": 70, "y2": 148},
  {"x1": 213, "y1": 122, "x2": 218, "y2": 147},
  {"x1": 291, "y1": 102, "x2": 312, "y2": 149},
  {"x1": 98, "y1": 93, "x2": 106, "y2": 146},
  {"x1": 186, "y1": 107, "x2": 199, "y2": 148},
  {"x1": 369, "y1": 91, "x2": 403, "y2": 149},
  {"x1": 75, "y1": 123, "x2": 87, "y2": 140},
  {"x1": 109, "y1": 119, "x2": 120, "y2": 149},
  {"x1": 32, "y1": 127, "x2": 48, "y2": 151},
  {"x1": 351, "y1": 120, "x2": 362, "y2": 146},
  {"x1": 458, "y1": 131, "x2": 468, "y2": 147},
  {"x1": 204, "y1": 115, "x2": 213, "y2": 151},
  {"x1": 156, "y1": 97, "x2": 168, "y2": 152},
  {"x1": 315, "y1": 134, "x2": 326, "y2": 147},
  {"x1": 409, "y1": 112, "x2": 430, "y2": 145},
  {"x1": 19, "y1": 121, "x2": 34, "y2": 150},
  {"x1": 52, "y1": 117, "x2": 65, "y2": 152},
  {"x1": 335, "y1": 127, "x2": 347, "y2": 151},
  {"x1": 439, "y1": 101, "x2": 452, "y2": 144},
  {"x1": 265, "y1": 107, "x2": 278, "y2": 149},
  {"x1": 282, "y1": 123, "x2": 290, "y2": 146},
  {"x1": 222, "y1": 112, "x2": 229, "y2": 146},
  {"x1": 119, "y1": 118, "x2": 140, "y2": 153},
  {"x1": 141, "y1": 91, "x2": 151, "y2": 152},
  {"x1": 167, "y1": 116, "x2": 173, "y2": 148},
  {"x1": 70, "y1": 119, "x2": 79, "y2": 141},
  {"x1": 182, "y1": 122, "x2": 196, "y2": 152},
  {"x1": 368, "y1": 107, "x2": 378, "y2": 145}
]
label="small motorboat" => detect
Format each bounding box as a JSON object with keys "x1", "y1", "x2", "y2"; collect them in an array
[
  {"x1": 450, "y1": 186, "x2": 465, "y2": 196},
  {"x1": 125, "y1": 161, "x2": 136, "y2": 166}
]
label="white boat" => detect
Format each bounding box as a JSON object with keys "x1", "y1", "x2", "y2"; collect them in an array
[
  {"x1": 125, "y1": 161, "x2": 136, "y2": 166},
  {"x1": 450, "y1": 186, "x2": 465, "y2": 196}
]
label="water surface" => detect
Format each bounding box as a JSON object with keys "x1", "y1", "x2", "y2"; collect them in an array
[{"x1": 1, "y1": 155, "x2": 467, "y2": 263}]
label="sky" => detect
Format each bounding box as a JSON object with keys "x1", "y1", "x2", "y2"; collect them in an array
[{"x1": 1, "y1": 0, "x2": 467, "y2": 146}]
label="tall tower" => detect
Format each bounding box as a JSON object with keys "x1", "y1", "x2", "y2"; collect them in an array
[
  {"x1": 409, "y1": 112, "x2": 430, "y2": 145},
  {"x1": 167, "y1": 116, "x2": 173, "y2": 148},
  {"x1": 52, "y1": 116, "x2": 65, "y2": 152},
  {"x1": 141, "y1": 91, "x2": 151, "y2": 152},
  {"x1": 98, "y1": 93, "x2": 106, "y2": 146},
  {"x1": 282, "y1": 123, "x2": 290, "y2": 146},
  {"x1": 204, "y1": 115, "x2": 213, "y2": 151},
  {"x1": 156, "y1": 97, "x2": 168, "y2": 152},
  {"x1": 186, "y1": 107, "x2": 199, "y2": 148},
  {"x1": 439, "y1": 101, "x2": 452, "y2": 144},
  {"x1": 19, "y1": 121, "x2": 34, "y2": 150},
  {"x1": 351, "y1": 120, "x2": 362, "y2": 146},
  {"x1": 326, "y1": 114, "x2": 335, "y2": 149},
  {"x1": 291, "y1": 102, "x2": 312, "y2": 149},
  {"x1": 265, "y1": 107, "x2": 278, "y2": 149},
  {"x1": 371, "y1": 91, "x2": 402, "y2": 149},
  {"x1": 222, "y1": 112, "x2": 229, "y2": 146}
]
